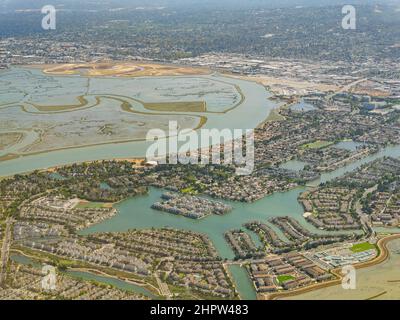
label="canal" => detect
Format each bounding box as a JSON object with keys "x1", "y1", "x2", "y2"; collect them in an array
[
  {"x1": 79, "y1": 144, "x2": 400, "y2": 299},
  {"x1": 10, "y1": 253, "x2": 158, "y2": 299}
]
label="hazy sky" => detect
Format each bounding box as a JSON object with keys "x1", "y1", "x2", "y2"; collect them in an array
[{"x1": 0, "y1": 0, "x2": 396, "y2": 11}]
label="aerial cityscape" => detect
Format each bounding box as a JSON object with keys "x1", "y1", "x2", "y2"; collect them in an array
[{"x1": 1, "y1": 0, "x2": 400, "y2": 304}]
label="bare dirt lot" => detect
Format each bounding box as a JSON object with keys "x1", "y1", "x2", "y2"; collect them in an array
[
  {"x1": 41, "y1": 62, "x2": 211, "y2": 77},
  {"x1": 229, "y1": 74, "x2": 340, "y2": 95}
]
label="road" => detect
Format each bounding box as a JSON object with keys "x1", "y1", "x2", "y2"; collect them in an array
[
  {"x1": 0, "y1": 217, "x2": 13, "y2": 286},
  {"x1": 155, "y1": 273, "x2": 172, "y2": 299},
  {"x1": 326, "y1": 78, "x2": 369, "y2": 101},
  {"x1": 338, "y1": 78, "x2": 368, "y2": 94}
]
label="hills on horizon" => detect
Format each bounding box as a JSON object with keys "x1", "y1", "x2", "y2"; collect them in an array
[{"x1": 0, "y1": 0, "x2": 396, "y2": 12}]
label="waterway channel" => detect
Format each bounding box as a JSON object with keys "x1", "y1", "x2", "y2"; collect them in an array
[
  {"x1": 78, "y1": 143, "x2": 400, "y2": 299},
  {"x1": 10, "y1": 253, "x2": 157, "y2": 299}
]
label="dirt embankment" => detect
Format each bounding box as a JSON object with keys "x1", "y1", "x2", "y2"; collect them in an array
[{"x1": 262, "y1": 234, "x2": 400, "y2": 300}]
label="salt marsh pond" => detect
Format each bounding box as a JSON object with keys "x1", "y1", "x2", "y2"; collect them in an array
[{"x1": 0, "y1": 67, "x2": 277, "y2": 176}]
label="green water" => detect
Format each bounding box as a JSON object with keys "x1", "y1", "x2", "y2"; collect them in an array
[
  {"x1": 228, "y1": 265, "x2": 257, "y2": 300},
  {"x1": 289, "y1": 100, "x2": 317, "y2": 112},
  {"x1": 49, "y1": 172, "x2": 67, "y2": 181},
  {"x1": 66, "y1": 270, "x2": 158, "y2": 299},
  {"x1": 80, "y1": 185, "x2": 361, "y2": 259},
  {"x1": 10, "y1": 253, "x2": 157, "y2": 299},
  {"x1": 279, "y1": 159, "x2": 307, "y2": 171},
  {"x1": 80, "y1": 187, "x2": 308, "y2": 260},
  {"x1": 3, "y1": 66, "x2": 400, "y2": 300},
  {"x1": 0, "y1": 67, "x2": 277, "y2": 177},
  {"x1": 244, "y1": 229, "x2": 263, "y2": 248},
  {"x1": 100, "y1": 182, "x2": 112, "y2": 190},
  {"x1": 335, "y1": 140, "x2": 365, "y2": 151},
  {"x1": 81, "y1": 142, "x2": 400, "y2": 260},
  {"x1": 310, "y1": 144, "x2": 400, "y2": 186},
  {"x1": 279, "y1": 141, "x2": 369, "y2": 173},
  {"x1": 11, "y1": 254, "x2": 43, "y2": 269},
  {"x1": 8, "y1": 144, "x2": 400, "y2": 299},
  {"x1": 8, "y1": 146, "x2": 400, "y2": 300},
  {"x1": 78, "y1": 145, "x2": 400, "y2": 299}
]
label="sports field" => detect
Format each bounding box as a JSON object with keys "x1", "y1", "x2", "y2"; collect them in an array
[
  {"x1": 300, "y1": 140, "x2": 334, "y2": 150},
  {"x1": 350, "y1": 242, "x2": 377, "y2": 253}
]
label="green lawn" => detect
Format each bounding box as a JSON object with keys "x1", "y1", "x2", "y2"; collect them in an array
[
  {"x1": 300, "y1": 140, "x2": 334, "y2": 150},
  {"x1": 277, "y1": 275, "x2": 295, "y2": 284},
  {"x1": 350, "y1": 242, "x2": 376, "y2": 253},
  {"x1": 75, "y1": 202, "x2": 109, "y2": 209},
  {"x1": 180, "y1": 187, "x2": 198, "y2": 195}
]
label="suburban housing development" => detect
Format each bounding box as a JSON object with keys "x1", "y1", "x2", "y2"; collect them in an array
[{"x1": 0, "y1": 0, "x2": 400, "y2": 301}]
